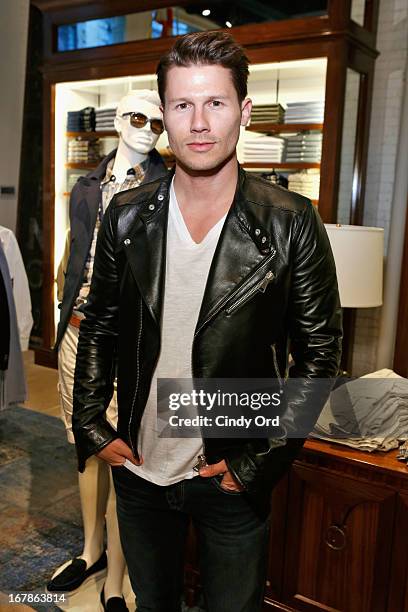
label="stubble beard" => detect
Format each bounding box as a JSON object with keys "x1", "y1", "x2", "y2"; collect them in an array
[{"x1": 171, "y1": 142, "x2": 237, "y2": 176}]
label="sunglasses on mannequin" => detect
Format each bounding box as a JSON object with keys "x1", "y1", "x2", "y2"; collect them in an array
[{"x1": 120, "y1": 112, "x2": 164, "y2": 135}]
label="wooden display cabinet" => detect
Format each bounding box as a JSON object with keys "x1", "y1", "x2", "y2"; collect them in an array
[
  {"x1": 32, "y1": 0, "x2": 380, "y2": 366},
  {"x1": 184, "y1": 439, "x2": 408, "y2": 612}
]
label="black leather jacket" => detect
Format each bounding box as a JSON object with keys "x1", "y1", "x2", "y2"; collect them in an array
[{"x1": 72, "y1": 167, "x2": 342, "y2": 519}]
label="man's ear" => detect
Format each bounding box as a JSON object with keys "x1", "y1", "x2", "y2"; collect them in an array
[
  {"x1": 240, "y1": 97, "x2": 252, "y2": 127},
  {"x1": 159, "y1": 104, "x2": 165, "y2": 128}
]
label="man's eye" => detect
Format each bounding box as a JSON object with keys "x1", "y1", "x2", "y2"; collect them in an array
[
  {"x1": 176, "y1": 102, "x2": 189, "y2": 110},
  {"x1": 210, "y1": 100, "x2": 223, "y2": 107}
]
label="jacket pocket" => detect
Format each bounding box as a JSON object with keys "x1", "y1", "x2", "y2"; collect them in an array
[
  {"x1": 211, "y1": 474, "x2": 244, "y2": 495},
  {"x1": 225, "y1": 270, "x2": 275, "y2": 315}
]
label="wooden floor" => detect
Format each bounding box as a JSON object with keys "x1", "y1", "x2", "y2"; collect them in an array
[{"x1": 22, "y1": 350, "x2": 60, "y2": 418}]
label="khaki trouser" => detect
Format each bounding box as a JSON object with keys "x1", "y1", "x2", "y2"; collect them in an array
[{"x1": 58, "y1": 323, "x2": 118, "y2": 444}]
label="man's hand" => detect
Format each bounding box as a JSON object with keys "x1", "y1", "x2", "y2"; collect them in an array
[
  {"x1": 199, "y1": 459, "x2": 244, "y2": 492},
  {"x1": 96, "y1": 438, "x2": 143, "y2": 467}
]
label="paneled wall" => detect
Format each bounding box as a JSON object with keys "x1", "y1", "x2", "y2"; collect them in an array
[{"x1": 352, "y1": 0, "x2": 408, "y2": 376}]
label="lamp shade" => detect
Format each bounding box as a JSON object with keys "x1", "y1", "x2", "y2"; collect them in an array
[{"x1": 324, "y1": 224, "x2": 384, "y2": 308}]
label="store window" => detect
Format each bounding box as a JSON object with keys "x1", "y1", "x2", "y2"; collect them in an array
[
  {"x1": 56, "y1": 1, "x2": 328, "y2": 52},
  {"x1": 58, "y1": 17, "x2": 126, "y2": 51}
]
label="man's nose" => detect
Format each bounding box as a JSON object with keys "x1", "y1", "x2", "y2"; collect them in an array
[{"x1": 190, "y1": 107, "x2": 210, "y2": 132}]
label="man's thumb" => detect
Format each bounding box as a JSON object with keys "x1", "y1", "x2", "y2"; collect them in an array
[
  {"x1": 199, "y1": 464, "x2": 217, "y2": 477},
  {"x1": 121, "y1": 444, "x2": 143, "y2": 465}
]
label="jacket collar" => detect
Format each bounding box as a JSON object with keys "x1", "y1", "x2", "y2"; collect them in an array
[
  {"x1": 124, "y1": 165, "x2": 276, "y2": 331},
  {"x1": 135, "y1": 165, "x2": 274, "y2": 252},
  {"x1": 81, "y1": 148, "x2": 118, "y2": 184},
  {"x1": 77, "y1": 148, "x2": 167, "y2": 187}
]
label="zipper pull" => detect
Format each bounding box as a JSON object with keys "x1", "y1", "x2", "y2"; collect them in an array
[{"x1": 259, "y1": 270, "x2": 275, "y2": 293}]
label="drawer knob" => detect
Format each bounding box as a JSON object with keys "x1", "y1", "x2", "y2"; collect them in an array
[{"x1": 325, "y1": 525, "x2": 346, "y2": 550}]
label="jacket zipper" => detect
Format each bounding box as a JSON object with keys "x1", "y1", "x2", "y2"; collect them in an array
[
  {"x1": 128, "y1": 296, "x2": 143, "y2": 458},
  {"x1": 225, "y1": 270, "x2": 275, "y2": 315},
  {"x1": 271, "y1": 342, "x2": 283, "y2": 393},
  {"x1": 194, "y1": 248, "x2": 276, "y2": 338}
]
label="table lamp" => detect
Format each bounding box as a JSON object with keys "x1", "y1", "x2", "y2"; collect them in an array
[{"x1": 324, "y1": 224, "x2": 384, "y2": 373}]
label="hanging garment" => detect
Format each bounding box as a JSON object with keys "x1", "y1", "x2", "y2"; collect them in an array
[
  {"x1": 0, "y1": 260, "x2": 10, "y2": 374},
  {"x1": 0, "y1": 226, "x2": 33, "y2": 350},
  {"x1": 0, "y1": 243, "x2": 26, "y2": 410}
]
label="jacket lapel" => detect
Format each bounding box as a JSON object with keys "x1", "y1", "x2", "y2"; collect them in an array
[
  {"x1": 74, "y1": 149, "x2": 118, "y2": 240},
  {"x1": 195, "y1": 213, "x2": 272, "y2": 335},
  {"x1": 123, "y1": 173, "x2": 171, "y2": 327},
  {"x1": 195, "y1": 168, "x2": 276, "y2": 335}
]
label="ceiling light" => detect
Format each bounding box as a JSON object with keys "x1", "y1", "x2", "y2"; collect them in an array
[
  {"x1": 202, "y1": 9, "x2": 211, "y2": 16},
  {"x1": 225, "y1": 21, "x2": 232, "y2": 28}
]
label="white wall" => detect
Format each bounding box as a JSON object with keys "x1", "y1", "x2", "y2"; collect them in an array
[
  {"x1": 352, "y1": 0, "x2": 408, "y2": 375},
  {"x1": 0, "y1": 0, "x2": 30, "y2": 232}
]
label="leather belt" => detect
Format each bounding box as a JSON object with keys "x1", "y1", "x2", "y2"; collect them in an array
[{"x1": 69, "y1": 313, "x2": 84, "y2": 329}]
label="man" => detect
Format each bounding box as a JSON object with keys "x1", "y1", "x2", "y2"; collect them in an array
[{"x1": 73, "y1": 31, "x2": 342, "y2": 612}]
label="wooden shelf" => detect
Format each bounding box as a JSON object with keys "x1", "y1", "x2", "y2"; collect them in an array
[
  {"x1": 65, "y1": 162, "x2": 98, "y2": 169},
  {"x1": 243, "y1": 162, "x2": 320, "y2": 169},
  {"x1": 66, "y1": 131, "x2": 118, "y2": 138},
  {"x1": 247, "y1": 122, "x2": 323, "y2": 133}
]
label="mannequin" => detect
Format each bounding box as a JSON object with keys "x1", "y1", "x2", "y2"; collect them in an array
[
  {"x1": 48, "y1": 90, "x2": 167, "y2": 612},
  {"x1": 112, "y1": 94, "x2": 163, "y2": 180}
]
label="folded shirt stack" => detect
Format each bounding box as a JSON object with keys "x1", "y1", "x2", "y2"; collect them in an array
[
  {"x1": 288, "y1": 169, "x2": 320, "y2": 199},
  {"x1": 284, "y1": 101, "x2": 324, "y2": 124},
  {"x1": 67, "y1": 107, "x2": 96, "y2": 132},
  {"x1": 67, "y1": 137, "x2": 101, "y2": 164},
  {"x1": 67, "y1": 171, "x2": 85, "y2": 192},
  {"x1": 283, "y1": 133, "x2": 322, "y2": 163},
  {"x1": 242, "y1": 132, "x2": 285, "y2": 164},
  {"x1": 250, "y1": 104, "x2": 285, "y2": 124},
  {"x1": 311, "y1": 369, "x2": 408, "y2": 452},
  {"x1": 95, "y1": 105, "x2": 118, "y2": 131}
]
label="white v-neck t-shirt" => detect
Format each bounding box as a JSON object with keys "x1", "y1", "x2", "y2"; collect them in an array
[{"x1": 130, "y1": 178, "x2": 227, "y2": 485}]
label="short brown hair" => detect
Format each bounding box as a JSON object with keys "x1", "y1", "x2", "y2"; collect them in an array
[{"x1": 156, "y1": 31, "x2": 249, "y2": 104}]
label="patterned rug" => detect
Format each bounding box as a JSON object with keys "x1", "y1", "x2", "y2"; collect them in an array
[{"x1": 0, "y1": 406, "x2": 83, "y2": 611}]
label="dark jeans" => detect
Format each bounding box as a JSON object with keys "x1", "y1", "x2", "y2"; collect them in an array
[{"x1": 111, "y1": 466, "x2": 270, "y2": 612}]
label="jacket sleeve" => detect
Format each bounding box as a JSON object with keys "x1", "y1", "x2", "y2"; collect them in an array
[
  {"x1": 72, "y1": 203, "x2": 120, "y2": 472},
  {"x1": 287, "y1": 201, "x2": 343, "y2": 379},
  {"x1": 225, "y1": 201, "x2": 343, "y2": 491}
]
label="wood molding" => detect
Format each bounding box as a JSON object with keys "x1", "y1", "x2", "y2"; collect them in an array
[
  {"x1": 318, "y1": 39, "x2": 348, "y2": 223},
  {"x1": 41, "y1": 78, "x2": 55, "y2": 351}
]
